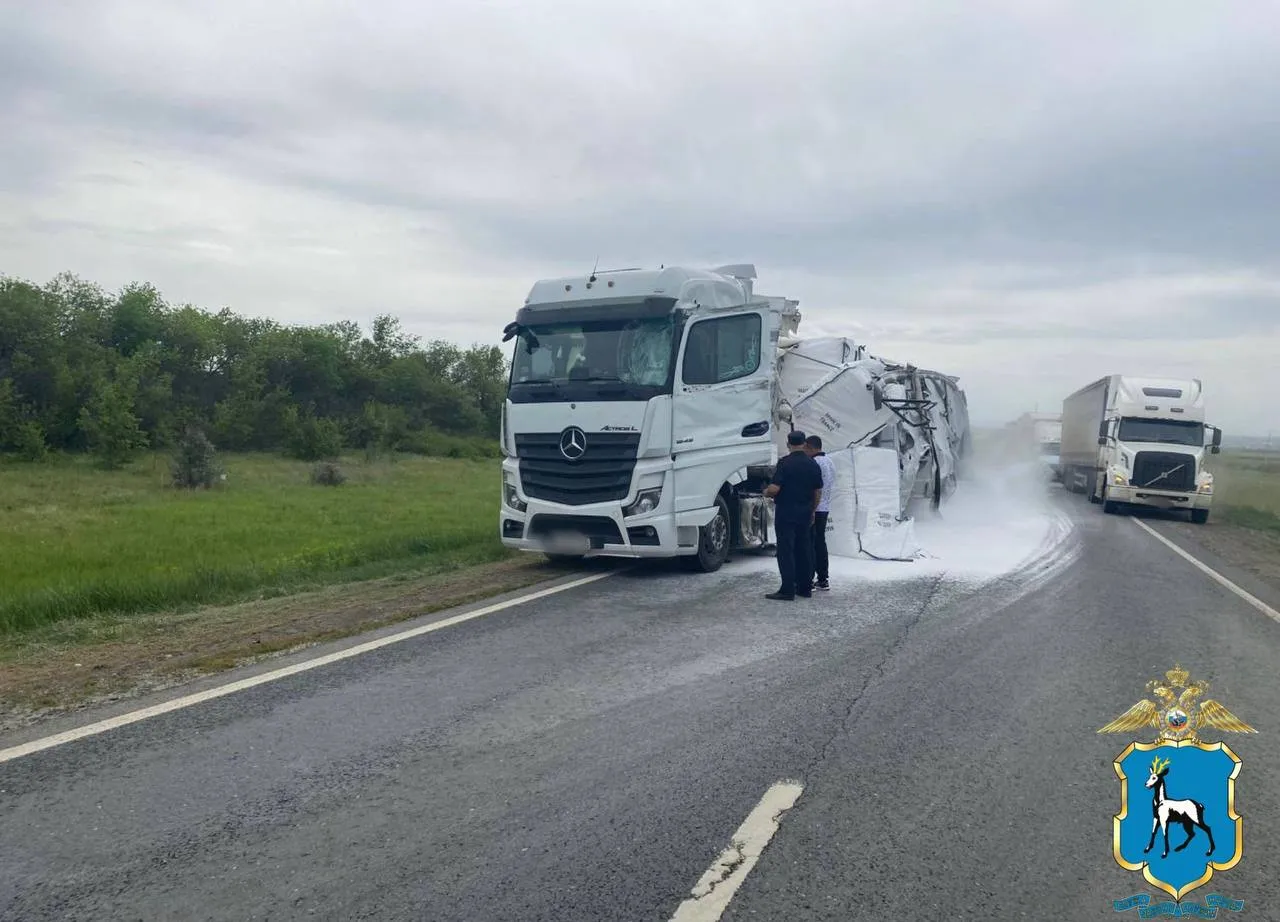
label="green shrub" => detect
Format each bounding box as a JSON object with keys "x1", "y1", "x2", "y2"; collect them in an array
[
  {"x1": 171, "y1": 426, "x2": 223, "y2": 489},
  {"x1": 310, "y1": 461, "x2": 347, "y2": 486},
  {"x1": 79, "y1": 379, "x2": 146, "y2": 469},
  {"x1": 286, "y1": 414, "x2": 344, "y2": 461},
  {"x1": 14, "y1": 421, "x2": 49, "y2": 462}
]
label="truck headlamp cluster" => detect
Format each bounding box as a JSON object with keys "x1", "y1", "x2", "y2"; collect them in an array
[
  {"x1": 624, "y1": 488, "x2": 662, "y2": 517},
  {"x1": 503, "y1": 474, "x2": 527, "y2": 512}
]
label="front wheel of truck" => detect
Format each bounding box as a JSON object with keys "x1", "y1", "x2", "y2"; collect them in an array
[
  {"x1": 1190, "y1": 508, "x2": 1210, "y2": 525},
  {"x1": 683, "y1": 495, "x2": 731, "y2": 573}
]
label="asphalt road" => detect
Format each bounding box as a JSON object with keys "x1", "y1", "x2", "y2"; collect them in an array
[{"x1": 3, "y1": 485, "x2": 1279, "y2": 921}]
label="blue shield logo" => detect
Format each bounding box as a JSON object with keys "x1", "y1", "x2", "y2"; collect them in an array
[{"x1": 1113, "y1": 740, "x2": 1242, "y2": 901}]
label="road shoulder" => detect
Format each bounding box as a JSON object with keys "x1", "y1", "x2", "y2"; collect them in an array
[
  {"x1": 1133, "y1": 514, "x2": 1280, "y2": 618},
  {"x1": 0, "y1": 554, "x2": 600, "y2": 736}
]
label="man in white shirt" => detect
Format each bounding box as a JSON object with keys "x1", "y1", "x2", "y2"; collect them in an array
[{"x1": 804, "y1": 435, "x2": 835, "y2": 591}]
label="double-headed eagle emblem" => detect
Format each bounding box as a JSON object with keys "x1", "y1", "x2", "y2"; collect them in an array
[{"x1": 1098, "y1": 664, "x2": 1256, "y2": 744}]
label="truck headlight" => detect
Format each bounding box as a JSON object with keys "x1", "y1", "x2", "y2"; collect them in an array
[
  {"x1": 1111, "y1": 470, "x2": 1128, "y2": 485},
  {"x1": 624, "y1": 487, "x2": 662, "y2": 517},
  {"x1": 503, "y1": 474, "x2": 527, "y2": 512},
  {"x1": 1197, "y1": 472, "x2": 1214, "y2": 494}
]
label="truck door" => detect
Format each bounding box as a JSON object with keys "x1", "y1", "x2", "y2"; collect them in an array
[{"x1": 671, "y1": 308, "x2": 774, "y2": 464}]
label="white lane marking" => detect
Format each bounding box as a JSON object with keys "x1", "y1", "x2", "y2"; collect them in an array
[
  {"x1": 0, "y1": 571, "x2": 614, "y2": 765},
  {"x1": 668, "y1": 780, "x2": 805, "y2": 922},
  {"x1": 1132, "y1": 518, "x2": 1280, "y2": 624}
]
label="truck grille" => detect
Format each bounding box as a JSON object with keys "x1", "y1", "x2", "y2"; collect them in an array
[
  {"x1": 1131, "y1": 451, "x2": 1196, "y2": 492},
  {"x1": 515, "y1": 431, "x2": 641, "y2": 506}
]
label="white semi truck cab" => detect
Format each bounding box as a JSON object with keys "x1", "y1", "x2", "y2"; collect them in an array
[
  {"x1": 498, "y1": 263, "x2": 792, "y2": 572},
  {"x1": 1060, "y1": 375, "x2": 1222, "y2": 523}
]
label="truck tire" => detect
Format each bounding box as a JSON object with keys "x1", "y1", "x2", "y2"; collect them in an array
[
  {"x1": 1102, "y1": 487, "x2": 1120, "y2": 515},
  {"x1": 1087, "y1": 470, "x2": 1101, "y2": 503},
  {"x1": 683, "y1": 495, "x2": 731, "y2": 573},
  {"x1": 1191, "y1": 509, "x2": 1210, "y2": 525}
]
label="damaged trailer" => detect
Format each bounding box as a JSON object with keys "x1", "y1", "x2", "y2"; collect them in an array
[{"x1": 770, "y1": 332, "x2": 972, "y2": 561}]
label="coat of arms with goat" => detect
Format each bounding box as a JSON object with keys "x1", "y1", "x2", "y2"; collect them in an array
[{"x1": 1099, "y1": 664, "x2": 1256, "y2": 914}]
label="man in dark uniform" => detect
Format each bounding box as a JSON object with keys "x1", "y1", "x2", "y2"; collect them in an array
[{"x1": 763, "y1": 430, "x2": 824, "y2": 600}]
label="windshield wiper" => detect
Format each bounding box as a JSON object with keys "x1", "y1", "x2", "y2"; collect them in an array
[
  {"x1": 569, "y1": 375, "x2": 624, "y2": 383},
  {"x1": 514, "y1": 380, "x2": 563, "y2": 390}
]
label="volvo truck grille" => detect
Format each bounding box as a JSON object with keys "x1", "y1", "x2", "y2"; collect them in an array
[
  {"x1": 1131, "y1": 451, "x2": 1196, "y2": 492},
  {"x1": 515, "y1": 431, "x2": 641, "y2": 506}
]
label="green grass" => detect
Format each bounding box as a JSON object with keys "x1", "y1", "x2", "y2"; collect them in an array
[
  {"x1": 1206, "y1": 450, "x2": 1280, "y2": 533},
  {"x1": 0, "y1": 452, "x2": 508, "y2": 634}
]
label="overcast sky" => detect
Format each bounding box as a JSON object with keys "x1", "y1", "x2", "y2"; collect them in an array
[{"x1": 3, "y1": 0, "x2": 1279, "y2": 433}]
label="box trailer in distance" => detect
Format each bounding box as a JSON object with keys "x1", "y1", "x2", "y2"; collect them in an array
[{"x1": 1060, "y1": 375, "x2": 1221, "y2": 523}]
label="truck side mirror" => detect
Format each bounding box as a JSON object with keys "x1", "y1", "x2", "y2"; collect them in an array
[
  {"x1": 1098, "y1": 420, "x2": 1108, "y2": 439},
  {"x1": 1211, "y1": 445, "x2": 1221, "y2": 454},
  {"x1": 1212, "y1": 427, "x2": 1223, "y2": 447},
  {"x1": 1097, "y1": 436, "x2": 1107, "y2": 446}
]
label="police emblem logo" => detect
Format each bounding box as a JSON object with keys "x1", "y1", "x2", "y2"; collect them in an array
[{"x1": 1099, "y1": 664, "x2": 1256, "y2": 916}]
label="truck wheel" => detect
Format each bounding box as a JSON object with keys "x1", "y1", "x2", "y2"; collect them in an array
[
  {"x1": 1087, "y1": 471, "x2": 1101, "y2": 503},
  {"x1": 683, "y1": 495, "x2": 731, "y2": 573},
  {"x1": 1191, "y1": 509, "x2": 1210, "y2": 525}
]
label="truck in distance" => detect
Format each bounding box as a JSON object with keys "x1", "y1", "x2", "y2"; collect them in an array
[
  {"x1": 1009, "y1": 411, "x2": 1062, "y2": 481},
  {"x1": 1059, "y1": 375, "x2": 1222, "y2": 523}
]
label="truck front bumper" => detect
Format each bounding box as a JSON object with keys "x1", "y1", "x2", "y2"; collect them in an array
[
  {"x1": 499, "y1": 500, "x2": 721, "y2": 559},
  {"x1": 1106, "y1": 483, "x2": 1213, "y2": 511}
]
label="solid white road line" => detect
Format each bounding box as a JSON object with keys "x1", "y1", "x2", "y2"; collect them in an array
[
  {"x1": 0, "y1": 571, "x2": 614, "y2": 765},
  {"x1": 668, "y1": 780, "x2": 805, "y2": 922},
  {"x1": 1132, "y1": 518, "x2": 1280, "y2": 624}
]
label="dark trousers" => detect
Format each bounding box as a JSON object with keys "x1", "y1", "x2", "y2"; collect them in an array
[
  {"x1": 774, "y1": 515, "x2": 813, "y2": 596},
  {"x1": 811, "y1": 511, "x2": 829, "y2": 585}
]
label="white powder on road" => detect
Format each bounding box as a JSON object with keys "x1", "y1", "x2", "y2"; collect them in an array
[{"x1": 732, "y1": 459, "x2": 1073, "y2": 584}]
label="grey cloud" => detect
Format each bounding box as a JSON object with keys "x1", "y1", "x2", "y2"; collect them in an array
[
  {"x1": 12, "y1": 1, "x2": 1280, "y2": 285},
  {"x1": 5, "y1": 0, "x2": 1280, "y2": 431}
]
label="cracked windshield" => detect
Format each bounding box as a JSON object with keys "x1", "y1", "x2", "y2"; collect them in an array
[
  {"x1": 511, "y1": 318, "x2": 674, "y2": 387},
  {"x1": 2, "y1": 2, "x2": 1278, "y2": 920}
]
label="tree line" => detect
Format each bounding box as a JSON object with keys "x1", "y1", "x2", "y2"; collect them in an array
[{"x1": 0, "y1": 272, "x2": 510, "y2": 466}]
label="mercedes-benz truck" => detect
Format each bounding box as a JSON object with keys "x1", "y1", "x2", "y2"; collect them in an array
[{"x1": 497, "y1": 263, "x2": 972, "y2": 571}]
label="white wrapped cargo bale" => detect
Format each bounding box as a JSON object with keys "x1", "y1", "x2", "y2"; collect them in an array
[
  {"x1": 825, "y1": 448, "x2": 859, "y2": 558},
  {"x1": 852, "y1": 446, "x2": 924, "y2": 561},
  {"x1": 776, "y1": 336, "x2": 865, "y2": 403}
]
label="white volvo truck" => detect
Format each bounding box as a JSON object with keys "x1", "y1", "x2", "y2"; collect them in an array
[
  {"x1": 1059, "y1": 375, "x2": 1222, "y2": 522},
  {"x1": 497, "y1": 263, "x2": 971, "y2": 570}
]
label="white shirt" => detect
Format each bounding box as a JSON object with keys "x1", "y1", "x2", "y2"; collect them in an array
[{"x1": 813, "y1": 453, "x2": 835, "y2": 513}]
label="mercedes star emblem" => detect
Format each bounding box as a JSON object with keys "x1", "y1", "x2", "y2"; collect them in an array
[{"x1": 559, "y1": 426, "x2": 587, "y2": 460}]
